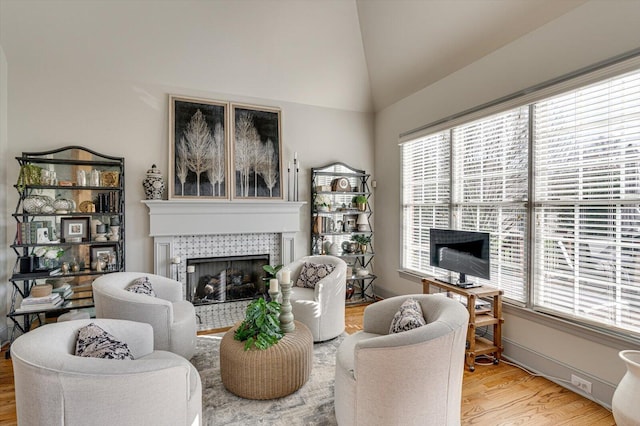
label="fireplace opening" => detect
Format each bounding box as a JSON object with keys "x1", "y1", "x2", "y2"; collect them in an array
[{"x1": 187, "y1": 254, "x2": 269, "y2": 304}]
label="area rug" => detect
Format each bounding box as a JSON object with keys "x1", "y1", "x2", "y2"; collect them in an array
[{"x1": 190, "y1": 333, "x2": 344, "y2": 426}]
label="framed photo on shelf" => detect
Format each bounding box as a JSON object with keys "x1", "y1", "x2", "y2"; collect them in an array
[
  {"x1": 90, "y1": 244, "x2": 118, "y2": 270},
  {"x1": 231, "y1": 103, "x2": 282, "y2": 199},
  {"x1": 36, "y1": 227, "x2": 50, "y2": 243},
  {"x1": 343, "y1": 214, "x2": 358, "y2": 232},
  {"x1": 169, "y1": 95, "x2": 229, "y2": 199},
  {"x1": 60, "y1": 217, "x2": 90, "y2": 242}
]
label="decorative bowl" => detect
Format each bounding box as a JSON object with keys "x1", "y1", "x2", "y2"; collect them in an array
[{"x1": 23, "y1": 195, "x2": 54, "y2": 214}]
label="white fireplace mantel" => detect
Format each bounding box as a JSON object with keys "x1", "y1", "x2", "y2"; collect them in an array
[
  {"x1": 142, "y1": 200, "x2": 307, "y2": 276},
  {"x1": 142, "y1": 200, "x2": 306, "y2": 236}
]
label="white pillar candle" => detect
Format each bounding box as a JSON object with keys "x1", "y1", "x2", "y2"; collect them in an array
[
  {"x1": 187, "y1": 265, "x2": 195, "y2": 273},
  {"x1": 171, "y1": 256, "x2": 181, "y2": 264},
  {"x1": 281, "y1": 269, "x2": 291, "y2": 284},
  {"x1": 270, "y1": 278, "x2": 279, "y2": 293}
]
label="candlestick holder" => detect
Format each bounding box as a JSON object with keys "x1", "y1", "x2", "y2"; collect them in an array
[
  {"x1": 171, "y1": 256, "x2": 182, "y2": 284},
  {"x1": 279, "y1": 281, "x2": 295, "y2": 333},
  {"x1": 268, "y1": 288, "x2": 281, "y2": 304},
  {"x1": 293, "y1": 157, "x2": 299, "y2": 202},
  {"x1": 287, "y1": 165, "x2": 292, "y2": 201}
]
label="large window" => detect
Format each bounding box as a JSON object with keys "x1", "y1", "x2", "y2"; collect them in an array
[
  {"x1": 401, "y1": 65, "x2": 640, "y2": 337},
  {"x1": 533, "y1": 70, "x2": 640, "y2": 334}
]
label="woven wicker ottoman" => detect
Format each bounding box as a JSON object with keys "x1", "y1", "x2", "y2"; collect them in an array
[{"x1": 220, "y1": 320, "x2": 313, "y2": 400}]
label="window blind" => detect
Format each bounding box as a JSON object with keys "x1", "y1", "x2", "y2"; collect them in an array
[
  {"x1": 533, "y1": 69, "x2": 640, "y2": 334},
  {"x1": 452, "y1": 107, "x2": 529, "y2": 302},
  {"x1": 401, "y1": 131, "x2": 450, "y2": 275}
]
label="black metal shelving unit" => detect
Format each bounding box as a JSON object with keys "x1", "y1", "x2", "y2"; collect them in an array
[
  {"x1": 7, "y1": 146, "x2": 125, "y2": 357},
  {"x1": 310, "y1": 162, "x2": 375, "y2": 304}
]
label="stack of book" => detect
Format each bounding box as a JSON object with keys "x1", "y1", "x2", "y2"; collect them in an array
[
  {"x1": 51, "y1": 283, "x2": 74, "y2": 300},
  {"x1": 16, "y1": 220, "x2": 55, "y2": 244},
  {"x1": 16, "y1": 292, "x2": 63, "y2": 313}
]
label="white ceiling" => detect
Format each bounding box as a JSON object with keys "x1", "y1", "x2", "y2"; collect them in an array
[{"x1": 0, "y1": 0, "x2": 589, "y2": 113}]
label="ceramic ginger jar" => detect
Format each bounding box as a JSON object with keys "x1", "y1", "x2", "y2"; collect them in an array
[{"x1": 143, "y1": 164, "x2": 165, "y2": 200}]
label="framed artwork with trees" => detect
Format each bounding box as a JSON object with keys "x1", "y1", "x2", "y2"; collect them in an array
[
  {"x1": 231, "y1": 103, "x2": 282, "y2": 199},
  {"x1": 169, "y1": 95, "x2": 229, "y2": 199}
]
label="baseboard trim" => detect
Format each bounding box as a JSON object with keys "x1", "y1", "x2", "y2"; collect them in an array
[{"x1": 502, "y1": 337, "x2": 616, "y2": 409}]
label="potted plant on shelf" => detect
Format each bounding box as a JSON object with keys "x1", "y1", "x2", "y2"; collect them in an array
[
  {"x1": 314, "y1": 194, "x2": 332, "y2": 212},
  {"x1": 234, "y1": 298, "x2": 283, "y2": 350},
  {"x1": 351, "y1": 234, "x2": 372, "y2": 254},
  {"x1": 352, "y1": 195, "x2": 368, "y2": 211}
]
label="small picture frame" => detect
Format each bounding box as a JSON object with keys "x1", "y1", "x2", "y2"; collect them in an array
[
  {"x1": 60, "y1": 217, "x2": 90, "y2": 242},
  {"x1": 36, "y1": 227, "x2": 50, "y2": 243},
  {"x1": 344, "y1": 214, "x2": 357, "y2": 232},
  {"x1": 90, "y1": 244, "x2": 118, "y2": 270}
]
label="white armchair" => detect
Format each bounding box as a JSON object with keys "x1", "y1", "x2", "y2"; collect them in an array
[
  {"x1": 334, "y1": 294, "x2": 469, "y2": 426},
  {"x1": 93, "y1": 272, "x2": 197, "y2": 359},
  {"x1": 11, "y1": 319, "x2": 202, "y2": 426},
  {"x1": 277, "y1": 255, "x2": 347, "y2": 342}
]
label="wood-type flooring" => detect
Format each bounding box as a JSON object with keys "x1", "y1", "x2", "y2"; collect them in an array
[{"x1": 0, "y1": 303, "x2": 615, "y2": 425}]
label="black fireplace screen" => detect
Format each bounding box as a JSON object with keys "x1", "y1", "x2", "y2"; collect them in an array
[{"x1": 188, "y1": 254, "x2": 269, "y2": 304}]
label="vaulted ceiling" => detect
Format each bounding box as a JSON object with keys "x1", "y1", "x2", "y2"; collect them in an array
[
  {"x1": 356, "y1": 0, "x2": 587, "y2": 111},
  {"x1": 0, "y1": 0, "x2": 588, "y2": 113}
]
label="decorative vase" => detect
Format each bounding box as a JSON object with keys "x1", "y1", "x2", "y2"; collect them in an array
[
  {"x1": 329, "y1": 243, "x2": 341, "y2": 256},
  {"x1": 613, "y1": 350, "x2": 640, "y2": 426},
  {"x1": 143, "y1": 164, "x2": 165, "y2": 200},
  {"x1": 90, "y1": 169, "x2": 101, "y2": 186},
  {"x1": 109, "y1": 225, "x2": 120, "y2": 241}
]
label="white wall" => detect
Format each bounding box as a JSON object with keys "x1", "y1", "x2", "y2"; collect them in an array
[
  {"x1": 0, "y1": 45, "x2": 8, "y2": 344},
  {"x1": 374, "y1": 1, "x2": 640, "y2": 406},
  {"x1": 3, "y1": 77, "x2": 372, "y2": 268},
  {"x1": 1, "y1": 2, "x2": 373, "y2": 336}
]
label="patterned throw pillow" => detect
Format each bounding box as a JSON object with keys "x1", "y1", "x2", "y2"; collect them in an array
[
  {"x1": 75, "y1": 323, "x2": 134, "y2": 360},
  {"x1": 389, "y1": 298, "x2": 427, "y2": 334},
  {"x1": 295, "y1": 262, "x2": 336, "y2": 288},
  {"x1": 126, "y1": 276, "x2": 156, "y2": 297}
]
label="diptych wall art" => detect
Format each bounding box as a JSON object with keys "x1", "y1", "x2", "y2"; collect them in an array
[
  {"x1": 232, "y1": 103, "x2": 283, "y2": 199},
  {"x1": 169, "y1": 95, "x2": 229, "y2": 199},
  {"x1": 169, "y1": 96, "x2": 282, "y2": 200}
]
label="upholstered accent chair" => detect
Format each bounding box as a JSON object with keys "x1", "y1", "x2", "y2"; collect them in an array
[
  {"x1": 93, "y1": 272, "x2": 197, "y2": 359},
  {"x1": 277, "y1": 255, "x2": 347, "y2": 342},
  {"x1": 11, "y1": 319, "x2": 202, "y2": 426},
  {"x1": 334, "y1": 294, "x2": 469, "y2": 426}
]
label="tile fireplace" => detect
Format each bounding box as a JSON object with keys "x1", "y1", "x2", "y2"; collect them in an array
[{"x1": 142, "y1": 200, "x2": 306, "y2": 329}]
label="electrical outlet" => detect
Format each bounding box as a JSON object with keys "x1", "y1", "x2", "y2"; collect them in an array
[{"x1": 571, "y1": 374, "x2": 592, "y2": 394}]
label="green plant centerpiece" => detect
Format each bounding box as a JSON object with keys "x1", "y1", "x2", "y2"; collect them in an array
[
  {"x1": 351, "y1": 234, "x2": 372, "y2": 253},
  {"x1": 234, "y1": 298, "x2": 284, "y2": 350}
]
